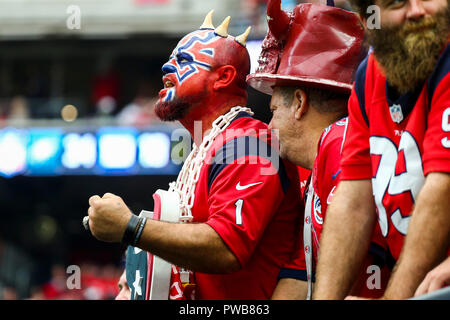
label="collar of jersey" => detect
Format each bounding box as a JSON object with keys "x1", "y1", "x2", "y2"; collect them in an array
[
  {"x1": 228, "y1": 110, "x2": 254, "y2": 127},
  {"x1": 385, "y1": 81, "x2": 422, "y2": 123}
]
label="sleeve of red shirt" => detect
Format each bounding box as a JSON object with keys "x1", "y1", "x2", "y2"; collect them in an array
[
  {"x1": 340, "y1": 88, "x2": 372, "y2": 181},
  {"x1": 316, "y1": 127, "x2": 343, "y2": 206},
  {"x1": 423, "y1": 72, "x2": 450, "y2": 175},
  {"x1": 280, "y1": 227, "x2": 307, "y2": 271},
  {"x1": 205, "y1": 158, "x2": 286, "y2": 268}
]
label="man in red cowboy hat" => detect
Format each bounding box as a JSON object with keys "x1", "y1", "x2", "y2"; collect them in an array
[
  {"x1": 84, "y1": 10, "x2": 303, "y2": 300},
  {"x1": 313, "y1": 0, "x2": 450, "y2": 299},
  {"x1": 247, "y1": 0, "x2": 390, "y2": 299}
]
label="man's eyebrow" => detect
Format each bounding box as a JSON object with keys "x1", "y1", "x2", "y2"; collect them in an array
[
  {"x1": 376, "y1": 0, "x2": 392, "y2": 7},
  {"x1": 174, "y1": 50, "x2": 186, "y2": 58}
]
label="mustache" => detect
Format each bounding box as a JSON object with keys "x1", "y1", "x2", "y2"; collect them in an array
[
  {"x1": 154, "y1": 90, "x2": 206, "y2": 122},
  {"x1": 399, "y1": 16, "x2": 438, "y2": 35},
  {"x1": 366, "y1": 4, "x2": 450, "y2": 94}
]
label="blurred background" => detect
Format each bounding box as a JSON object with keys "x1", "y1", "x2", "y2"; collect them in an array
[{"x1": 0, "y1": 0, "x2": 350, "y2": 300}]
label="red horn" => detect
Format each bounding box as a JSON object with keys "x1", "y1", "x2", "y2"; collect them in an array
[{"x1": 267, "y1": 0, "x2": 290, "y2": 40}]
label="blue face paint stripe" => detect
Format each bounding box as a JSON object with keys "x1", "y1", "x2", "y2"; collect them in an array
[
  {"x1": 167, "y1": 57, "x2": 211, "y2": 84},
  {"x1": 177, "y1": 31, "x2": 217, "y2": 51},
  {"x1": 163, "y1": 30, "x2": 218, "y2": 87},
  {"x1": 199, "y1": 49, "x2": 214, "y2": 57},
  {"x1": 174, "y1": 64, "x2": 200, "y2": 83},
  {"x1": 164, "y1": 89, "x2": 174, "y2": 102}
]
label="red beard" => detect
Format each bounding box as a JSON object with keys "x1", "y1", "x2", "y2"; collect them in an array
[
  {"x1": 154, "y1": 89, "x2": 207, "y2": 122},
  {"x1": 366, "y1": 4, "x2": 450, "y2": 94},
  {"x1": 154, "y1": 98, "x2": 192, "y2": 122}
]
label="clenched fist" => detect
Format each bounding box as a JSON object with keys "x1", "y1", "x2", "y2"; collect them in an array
[{"x1": 87, "y1": 193, "x2": 133, "y2": 242}]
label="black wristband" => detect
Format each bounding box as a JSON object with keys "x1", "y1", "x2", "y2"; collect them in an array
[
  {"x1": 132, "y1": 217, "x2": 147, "y2": 247},
  {"x1": 122, "y1": 214, "x2": 140, "y2": 246}
]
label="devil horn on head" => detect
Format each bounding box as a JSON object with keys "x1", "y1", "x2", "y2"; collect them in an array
[
  {"x1": 200, "y1": 10, "x2": 215, "y2": 29},
  {"x1": 215, "y1": 16, "x2": 231, "y2": 38},
  {"x1": 235, "y1": 26, "x2": 252, "y2": 47},
  {"x1": 266, "y1": 0, "x2": 290, "y2": 40}
]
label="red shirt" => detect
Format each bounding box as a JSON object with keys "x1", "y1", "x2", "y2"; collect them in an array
[
  {"x1": 280, "y1": 119, "x2": 389, "y2": 298},
  {"x1": 312, "y1": 118, "x2": 389, "y2": 297},
  {"x1": 341, "y1": 46, "x2": 450, "y2": 260},
  {"x1": 297, "y1": 166, "x2": 311, "y2": 199},
  {"x1": 276, "y1": 166, "x2": 309, "y2": 279},
  {"x1": 193, "y1": 112, "x2": 303, "y2": 299}
]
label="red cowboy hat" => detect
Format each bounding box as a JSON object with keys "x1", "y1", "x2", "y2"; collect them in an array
[{"x1": 247, "y1": 0, "x2": 366, "y2": 95}]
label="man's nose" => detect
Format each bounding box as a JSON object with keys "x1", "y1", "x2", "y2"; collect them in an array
[
  {"x1": 162, "y1": 63, "x2": 177, "y2": 75},
  {"x1": 406, "y1": 0, "x2": 426, "y2": 20}
]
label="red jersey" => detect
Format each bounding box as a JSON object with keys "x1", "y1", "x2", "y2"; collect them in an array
[
  {"x1": 298, "y1": 166, "x2": 311, "y2": 199},
  {"x1": 309, "y1": 119, "x2": 348, "y2": 262},
  {"x1": 279, "y1": 119, "x2": 390, "y2": 298},
  {"x1": 311, "y1": 118, "x2": 389, "y2": 297},
  {"x1": 192, "y1": 112, "x2": 303, "y2": 299},
  {"x1": 276, "y1": 166, "x2": 309, "y2": 281},
  {"x1": 278, "y1": 120, "x2": 358, "y2": 282},
  {"x1": 341, "y1": 46, "x2": 450, "y2": 261}
]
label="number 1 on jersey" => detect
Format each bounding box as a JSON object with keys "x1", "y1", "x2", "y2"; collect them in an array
[{"x1": 235, "y1": 199, "x2": 244, "y2": 225}]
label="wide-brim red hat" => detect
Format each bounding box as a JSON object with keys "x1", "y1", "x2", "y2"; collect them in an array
[{"x1": 247, "y1": 1, "x2": 365, "y2": 95}]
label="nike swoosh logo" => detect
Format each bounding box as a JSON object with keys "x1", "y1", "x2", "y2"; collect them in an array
[
  {"x1": 332, "y1": 169, "x2": 341, "y2": 180},
  {"x1": 236, "y1": 181, "x2": 263, "y2": 191}
]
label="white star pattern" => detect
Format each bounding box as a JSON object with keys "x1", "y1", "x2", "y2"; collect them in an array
[{"x1": 133, "y1": 270, "x2": 143, "y2": 299}]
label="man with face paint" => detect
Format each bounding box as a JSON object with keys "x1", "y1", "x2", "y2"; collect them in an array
[
  {"x1": 84, "y1": 11, "x2": 303, "y2": 300},
  {"x1": 313, "y1": 0, "x2": 450, "y2": 299}
]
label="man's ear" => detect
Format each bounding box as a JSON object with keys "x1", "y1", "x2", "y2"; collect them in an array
[
  {"x1": 213, "y1": 65, "x2": 237, "y2": 91},
  {"x1": 293, "y1": 89, "x2": 308, "y2": 120}
]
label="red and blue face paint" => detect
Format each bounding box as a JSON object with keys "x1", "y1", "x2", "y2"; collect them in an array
[
  {"x1": 155, "y1": 11, "x2": 251, "y2": 121},
  {"x1": 159, "y1": 29, "x2": 219, "y2": 103}
]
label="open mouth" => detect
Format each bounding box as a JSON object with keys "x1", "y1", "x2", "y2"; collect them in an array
[{"x1": 163, "y1": 76, "x2": 176, "y2": 89}]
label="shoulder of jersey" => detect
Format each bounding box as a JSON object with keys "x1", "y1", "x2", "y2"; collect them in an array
[
  {"x1": 212, "y1": 113, "x2": 272, "y2": 155},
  {"x1": 230, "y1": 114, "x2": 268, "y2": 131},
  {"x1": 319, "y1": 118, "x2": 348, "y2": 147},
  {"x1": 427, "y1": 43, "x2": 450, "y2": 99},
  {"x1": 353, "y1": 54, "x2": 371, "y2": 107}
]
